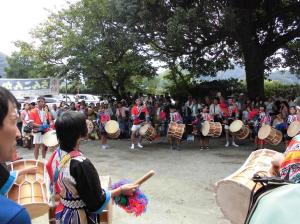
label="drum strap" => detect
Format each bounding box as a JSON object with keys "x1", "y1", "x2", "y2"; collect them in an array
[
  {"x1": 53, "y1": 151, "x2": 81, "y2": 188},
  {"x1": 244, "y1": 175, "x2": 292, "y2": 224}
]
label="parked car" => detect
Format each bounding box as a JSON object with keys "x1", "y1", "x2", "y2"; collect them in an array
[
  {"x1": 75, "y1": 94, "x2": 99, "y2": 104},
  {"x1": 59, "y1": 94, "x2": 76, "y2": 103}
]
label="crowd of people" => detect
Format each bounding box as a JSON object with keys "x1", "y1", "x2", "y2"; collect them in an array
[
  {"x1": 1, "y1": 85, "x2": 300, "y2": 223},
  {"x1": 17, "y1": 92, "x2": 300, "y2": 158}
]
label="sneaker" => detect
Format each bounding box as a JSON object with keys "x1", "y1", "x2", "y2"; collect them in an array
[
  {"x1": 130, "y1": 144, "x2": 135, "y2": 150},
  {"x1": 137, "y1": 143, "x2": 144, "y2": 148},
  {"x1": 232, "y1": 142, "x2": 239, "y2": 147},
  {"x1": 225, "y1": 142, "x2": 230, "y2": 147},
  {"x1": 102, "y1": 145, "x2": 107, "y2": 150}
]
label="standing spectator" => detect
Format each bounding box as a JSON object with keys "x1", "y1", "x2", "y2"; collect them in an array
[
  {"x1": 191, "y1": 98, "x2": 200, "y2": 118},
  {"x1": 209, "y1": 97, "x2": 222, "y2": 122},
  {"x1": 21, "y1": 103, "x2": 31, "y2": 136},
  {"x1": 280, "y1": 101, "x2": 290, "y2": 120},
  {"x1": 116, "y1": 102, "x2": 127, "y2": 137},
  {"x1": 70, "y1": 102, "x2": 76, "y2": 111},
  {"x1": 237, "y1": 93, "x2": 246, "y2": 111},
  {"x1": 44, "y1": 105, "x2": 53, "y2": 129},
  {"x1": 50, "y1": 104, "x2": 58, "y2": 120},
  {"x1": 265, "y1": 97, "x2": 274, "y2": 116}
]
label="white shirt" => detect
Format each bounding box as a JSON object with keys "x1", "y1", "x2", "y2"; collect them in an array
[{"x1": 209, "y1": 104, "x2": 221, "y2": 116}]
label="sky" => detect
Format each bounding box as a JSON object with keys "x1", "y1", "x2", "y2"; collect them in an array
[{"x1": 0, "y1": 0, "x2": 77, "y2": 56}]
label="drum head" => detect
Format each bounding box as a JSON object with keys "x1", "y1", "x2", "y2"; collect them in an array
[
  {"x1": 105, "y1": 120, "x2": 119, "y2": 133},
  {"x1": 258, "y1": 125, "x2": 271, "y2": 140},
  {"x1": 43, "y1": 130, "x2": 58, "y2": 147},
  {"x1": 139, "y1": 124, "x2": 150, "y2": 136},
  {"x1": 229, "y1": 120, "x2": 243, "y2": 133},
  {"x1": 216, "y1": 180, "x2": 251, "y2": 224},
  {"x1": 287, "y1": 121, "x2": 300, "y2": 137},
  {"x1": 201, "y1": 121, "x2": 210, "y2": 136}
]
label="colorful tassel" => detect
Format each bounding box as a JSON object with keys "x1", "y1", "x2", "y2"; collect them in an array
[{"x1": 112, "y1": 179, "x2": 148, "y2": 216}]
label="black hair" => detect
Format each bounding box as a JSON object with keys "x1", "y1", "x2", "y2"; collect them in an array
[
  {"x1": 213, "y1": 97, "x2": 220, "y2": 102},
  {"x1": 37, "y1": 96, "x2": 45, "y2": 102},
  {"x1": 0, "y1": 87, "x2": 17, "y2": 127},
  {"x1": 55, "y1": 111, "x2": 88, "y2": 152}
]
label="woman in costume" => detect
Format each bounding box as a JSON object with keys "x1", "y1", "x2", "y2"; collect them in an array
[{"x1": 54, "y1": 111, "x2": 137, "y2": 224}]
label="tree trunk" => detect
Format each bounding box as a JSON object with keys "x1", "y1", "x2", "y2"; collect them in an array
[{"x1": 243, "y1": 48, "x2": 265, "y2": 99}]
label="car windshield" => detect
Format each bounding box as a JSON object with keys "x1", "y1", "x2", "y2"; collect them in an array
[{"x1": 45, "y1": 98, "x2": 57, "y2": 103}]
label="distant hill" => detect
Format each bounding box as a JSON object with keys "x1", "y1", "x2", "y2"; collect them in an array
[
  {"x1": 200, "y1": 66, "x2": 300, "y2": 84},
  {"x1": 0, "y1": 52, "x2": 8, "y2": 78}
]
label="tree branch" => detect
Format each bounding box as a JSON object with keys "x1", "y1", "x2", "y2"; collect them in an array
[{"x1": 263, "y1": 28, "x2": 300, "y2": 57}]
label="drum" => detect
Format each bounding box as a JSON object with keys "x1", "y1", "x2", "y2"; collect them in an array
[
  {"x1": 105, "y1": 120, "x2": 120, "y2": 139},
  {"x1": 43, "y1": 130, "x2": 58, "y2": 147},
  {"x1": 287, "y1": 120, "x2": 300, "y2": 137},
  {"x1": 99, "y1": 176, "x2": 113, "y2": 224},
  {"x1": 201, "y1": 121, "x2": 222, "y2": 137},
  {"x1": 167, "y1": 122, "x2": 185, "y2": 140},
  {"x1": 139, "y1": 124, "x2": 157, "y2": 141},
  {"x1": 8, "y1": 160, "x2": 49, "y2": 219},
  {"x1": 215, "y1": 149, "x2": 283, "y2": 224},
  {"x1": 86, "y1": 119, "x2": 94, "y2": 134},
  {"x1": 229, "y1": 120, "x2": 250, "y2": 139},
  {"x1": 258, "y1": 125, "x2": 282, "y2": 145}
]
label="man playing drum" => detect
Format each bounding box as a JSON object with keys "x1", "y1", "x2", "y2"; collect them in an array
[
  {"x1": 29, "y1": 96, "x2": 49, "y2": 160},
  {"x1": 130, "y1": 98, "x2": 150, "y2": 150},
  {"x1": 220, "y1": 97, "x2": 239, "y2": 148}
]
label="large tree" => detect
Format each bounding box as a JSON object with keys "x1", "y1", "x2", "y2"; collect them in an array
[
  {"x1": 31, "y1": 0, "x2": 156, "y2": 98},
  {"x1": 113, "y1": 0, "x2": 300, "y2": 98}
]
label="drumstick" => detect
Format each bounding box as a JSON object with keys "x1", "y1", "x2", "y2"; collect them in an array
[{"x1": 133, "y1": 170, "x2": 155, "y2": 186}]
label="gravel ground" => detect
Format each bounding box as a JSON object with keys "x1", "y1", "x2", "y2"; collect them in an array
[{"x1": 17, "y1": 136, "x2": 285, "y2": 224}]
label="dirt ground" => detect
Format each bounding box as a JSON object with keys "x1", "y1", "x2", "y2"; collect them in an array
[{"x1": 18, "y1": 137, "x2": 285, "y2": 224}]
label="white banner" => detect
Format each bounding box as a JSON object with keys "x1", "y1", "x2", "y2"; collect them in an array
[{"x1": 0, "y1": 78, "x2": 60, "y2": 98}]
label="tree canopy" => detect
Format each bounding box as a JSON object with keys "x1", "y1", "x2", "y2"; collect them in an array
[{"x1": 5, "y1": 0, "x2": 300, "y2": 98}]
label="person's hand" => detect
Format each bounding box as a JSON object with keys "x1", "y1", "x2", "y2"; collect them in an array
[
  {"x1": 120, "y1": 184, "x2": 139, "y2": 196},
  {"x1": 269, "y1": 154, "x2": 284, "y2": 176}
]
